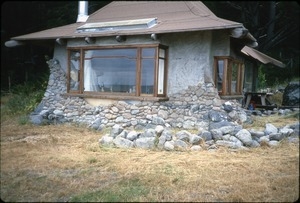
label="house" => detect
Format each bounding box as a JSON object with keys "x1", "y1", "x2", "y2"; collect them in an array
[{"x1": 5, "y1": 1, "x2": 286, "y2": 127}]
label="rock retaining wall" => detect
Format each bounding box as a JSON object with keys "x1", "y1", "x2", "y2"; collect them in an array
[{"x1": 99, "y1": 122, "x2": 299, "y2": 151}]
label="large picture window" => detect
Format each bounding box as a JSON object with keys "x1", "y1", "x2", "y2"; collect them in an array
[
  {"x1": 67, "y1": 44, "x2": 168, "y2": 100},
  {"x1": 214, "y1": 56, "x2": 244, "y2": 97}
]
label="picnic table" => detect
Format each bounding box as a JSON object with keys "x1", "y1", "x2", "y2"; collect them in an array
[{"x1": 244, "y1": 92, "x2": 274, "y2": 109}]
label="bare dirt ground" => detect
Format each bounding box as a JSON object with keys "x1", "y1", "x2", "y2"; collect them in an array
[{"x1": 1, "y1": 117, "x2": 299, "y2": 202}]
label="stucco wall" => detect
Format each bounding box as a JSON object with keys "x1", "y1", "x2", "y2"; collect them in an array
[
  {"x1": 52, "y1": 30, "x2": 230, "y2": 96},
  {"x1": 211, "y1": 29, "x2": 230, "y2": 56},
  {"x1": 161, "y1": 31, "x2": 212, "y2": 94},
  {"x1": 53, "y1": 44, "x2": 68, "y2": 74}
]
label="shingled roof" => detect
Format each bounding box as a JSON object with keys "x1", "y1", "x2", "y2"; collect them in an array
[{"x1": 12, "y1": 1, "x2": 243, "y2": 40}]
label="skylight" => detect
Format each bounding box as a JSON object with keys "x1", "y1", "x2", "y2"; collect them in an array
[{"x1": 76, "y1": 18, "x2": 157, "y2": 33}]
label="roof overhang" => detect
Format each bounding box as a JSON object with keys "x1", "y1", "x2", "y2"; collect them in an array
[
  {"x1": 230, "y1": 27, "x2": 258, "y2": 47},
  {"x1": 8, "y1": 1, "x2": 246, "y2": 42},
  {"x1": 4, "y1": 40, "x2": 25, "y2": 47},
  {"x1": 241, "y1": 46, "x2": 286, "y2": 68},
  {"x1": 6, "y1": 1, "x2": 258, "y2": 50}
]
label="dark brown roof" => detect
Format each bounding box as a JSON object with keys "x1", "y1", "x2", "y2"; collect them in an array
[{"x1": 12, "y1": 1, "x2": 243, "y2": 40}]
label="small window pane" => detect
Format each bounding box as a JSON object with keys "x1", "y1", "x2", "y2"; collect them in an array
[
  {"x1": 231, "y1": 63, "x2": 238, "y2": 93},
  {"x1": 217, "y1": 60, "x2": 224, "y2": 92},
  {"x1": 70, "y1": 51, "x2": 80, "y2": 91},
  {"x1": 142, "y1": 48, "x2": 155, "y2": 58},
  {"x1": 141, "y1": 59, "x2": 154, "y2": 94},
  {"x1": 159, "y1": 48, "x2": 165, "y2": 58},
  {"x1": 158, "y1": 59, "x2": 165, "y2": 94},
  {"x1": 244, "y1": 62, "x2": 253, "y2": 92}
]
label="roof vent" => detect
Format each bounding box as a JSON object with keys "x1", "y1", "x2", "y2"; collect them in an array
[
  {"x1": 76, "y1": 18, "x2": 157, "y2": 33},
  {"x1": 77, "y1": 1, "x2": 89, "y2": 23}
]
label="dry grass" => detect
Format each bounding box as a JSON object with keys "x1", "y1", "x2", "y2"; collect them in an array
[
  {"x1": 1, "y1": 117, "x2": 299, "y2": 202},
  {"x1": 243, "y1": 111, "x2": 299, "y2": 131},
  {"x1": 268, "y1": 92, "x2": 283, "y2": 106}
]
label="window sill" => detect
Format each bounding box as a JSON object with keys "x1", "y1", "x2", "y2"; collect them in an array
[{"x1": 63, "y1": 93, "x2": 169, "y2": 102}]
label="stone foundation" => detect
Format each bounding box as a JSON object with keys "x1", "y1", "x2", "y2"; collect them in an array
[{"x1": 30, "y1": 59, "x2": 249, "y2": 130}]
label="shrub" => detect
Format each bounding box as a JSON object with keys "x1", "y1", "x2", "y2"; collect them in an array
[{"x1": 1, "y1": 73, "x2": 48, "y2": 122}]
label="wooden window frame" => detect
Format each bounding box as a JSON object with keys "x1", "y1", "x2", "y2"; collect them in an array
[
  {"x1": 214, "y1": 56, "x2": 244, "y2": 98},
  {"x1": 65, "y1": 44, "x2": 168, "y2": 101}
]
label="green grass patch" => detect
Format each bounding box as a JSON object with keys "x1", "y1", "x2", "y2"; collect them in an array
[
  {"x1": 87, "y1": 157, "x2": 97, "y2": 164},
  {"x1": 284, "y1": 111, "x2": 300, "y2": 120},
  {"x1": 69, "y1": 178, "x2": 150, "y2": 202},
  {"x1": 18, "y1": 115, "x2": 30, "y2": 125}
]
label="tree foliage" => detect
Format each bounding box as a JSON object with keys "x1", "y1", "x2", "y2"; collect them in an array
[
  {"x1": 1, "y1": 1, "x2": 111, "y2": 91},
  {"x1": 204, "y1": 1, "x2": 299, "y2": 86}
]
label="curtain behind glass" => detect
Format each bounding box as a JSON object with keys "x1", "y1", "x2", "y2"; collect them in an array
[{"x1": 84, "y1": 50, "x2": 100, "y2": 91}]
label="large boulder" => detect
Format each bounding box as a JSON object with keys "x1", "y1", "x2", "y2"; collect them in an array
[{"x1": 282, "y1": 82, "x2": 300, "y2": 106}]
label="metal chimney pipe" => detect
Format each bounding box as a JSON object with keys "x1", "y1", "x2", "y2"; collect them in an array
[{"x1": 76, "y1": 1, "x2": 89, "y2": 23}]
